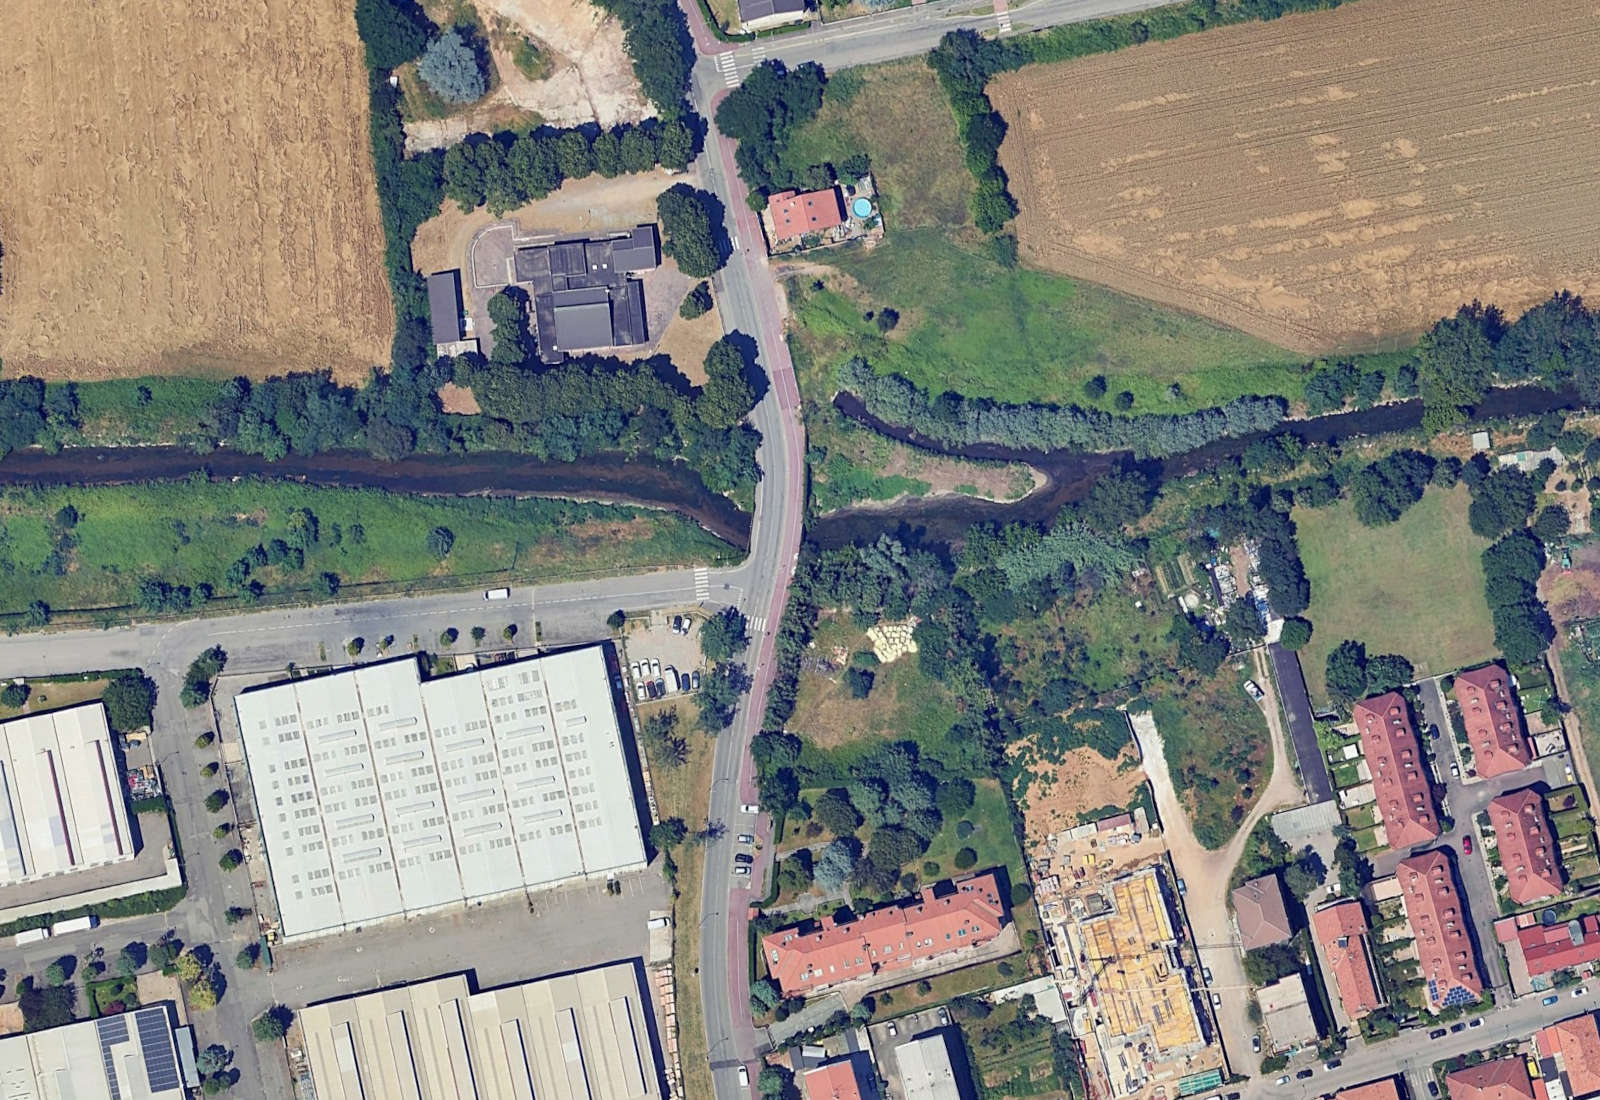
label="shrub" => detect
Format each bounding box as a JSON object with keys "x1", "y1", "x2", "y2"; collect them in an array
[
  {"x1": 0, "y1": 683, "x2": 29, "y2": 708},
  {"x1": 219, "y1": 850, "x2": 244, "y2": 871},
  {"x1": 679, "y1": 282, "x2": 713, "y2": 319},
  {"x1": 953, "y1": 847, "x2": 978, "y2": 870},
  {"x1": 417, "y1": 30, "x2": 487, "y2": 104},
  {"x1": 252, "y1": 1006, "x2": 293, "y2": 1043},
  {"x1": 204, "y1": 790, "x2": 229, "y2": 814},
  {"x1": 426, "y1": 525, "x2": 455, "y2": 558},
  {"x1": 1278, "y1": 617, "x2": 1313, "y2": 650}
]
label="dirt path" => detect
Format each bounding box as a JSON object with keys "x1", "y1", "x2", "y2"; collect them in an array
[{"x1": 1133, "y1": 647, "x2": 1302, "y2": 1076}]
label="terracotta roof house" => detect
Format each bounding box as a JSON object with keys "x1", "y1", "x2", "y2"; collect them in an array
[
  {"x1": 1336, "y1": 1079, "x2": 1403, "y2": 1100},
  {"x1": 1447, "y1": 1059, "x2": 1537, "y2": 1100},
  {"x1": 1313, "y1": 900, "x2": 1386, "y2": 1020},
  {"x1": 1454, "y1": 664, "x2": 1532, "y2": 779},
  {"x1": 1535, "y1": 1013, "x2": 1600, "y2": 1100},
  {"x1": 803, "y1": 1059, "x2": 868, "y2": 1100},
  {"x1": 761, "y1": 873, "x2": 1007, "y2": 997},
  {"x1": 1489, "y1": 788, "x2": 1564, "y2": 905},
  {"x1": 1396, "y1": 849, "x2": 1484, "y2": 1011},
  {"x1": 767, "y1": 188, "x2": 847, "y2": 242},
  {"x1": 1355, "y1": 692, "x2": 1441, "y2": 850},
  {"x1": 1506, "y1": 914, "x2": 1600, "y2": 978},
  {"x1": 1233, "y1": 875, "x2": 1294, "y2": 950}
]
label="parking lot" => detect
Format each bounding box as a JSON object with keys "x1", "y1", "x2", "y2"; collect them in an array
[
  {"x1": 866, "y1": 1007, "x2": 966, "y2": 1100},
  {"x1": 624, "y1": 611, "x2": 705, "y2": 703}
]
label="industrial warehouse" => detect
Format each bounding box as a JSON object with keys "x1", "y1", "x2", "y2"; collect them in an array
[
  {"x1": 0, "y1": 702, "x2": 136, "y2": 886},
  {"x1": 0, "y1": 1006, "x2": 186, "y2": 1099},
  {"x1": 235, "y1": 647, "x2": 647, "y2": 940},
  {"x1": 294, "y1": 962, "x2": 663, "y2": 1100}
]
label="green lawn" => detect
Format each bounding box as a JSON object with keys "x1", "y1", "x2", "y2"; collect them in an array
[
  {"x1": 85, "y1": 976, "x2": 140, "y2": 1018},
  {"x1": 921, "y1": 779, "x2": 1021, "y2": 883},
  {"x1": 52, "y1": 377, "x2": 225, "y2": 446},
  {"x1": 0, "y1": 480, "x2": 733, "y2": 625},
  {"x1": 791, "y1": 231, "x2": 1304, "y2": 413},
  {"x1": 1296, "y1": 484, "x2": 1496, "y2": 703},
  {"x1": 1146, "y1": 663, "x2": 1273, "y2": 850}
]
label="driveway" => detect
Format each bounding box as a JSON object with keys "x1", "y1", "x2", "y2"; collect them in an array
[
  {"x1": 1271, "y1": 643, "x2": 1333, "y2": 802},
  {"x1": 1132, "y1": 647, "x2": 1305, "y2": 1076}
]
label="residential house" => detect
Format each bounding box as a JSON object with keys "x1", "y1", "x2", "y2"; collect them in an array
[
  {"x1": 1446, "y1": 1059, "x2": 1536, "y2": 1100},
  {"x1": 1355, "y1": 692, "x2": 1441, "y2": 850},
  {"x1": 767, "y1": 188, "x2": 847, "y2": 243},
  {"x1": 1396, "y1": 849, "x2": 1483, "y2": 1011},
  {"x1": 1488, "y1": 788, "x2": 1564, "y2": 905},
  {"x1": 1534, "y1": 1012, "x2": 1600, "y2": 1100},
  {"x1": 1454, "y1": 664, "x2": 1532, "y2": 779},
  {"x1": 1313, "y1": 900, "x2": 1386, "y2": 1020},
  {"x1": 1233, "y1": 874, "x2": 1294, "y2": 951},
  {"x1": 737, "y1": 0, "x2": 808, "y2": 31}
]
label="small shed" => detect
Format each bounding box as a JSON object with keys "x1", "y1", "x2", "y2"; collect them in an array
[{"x1": 426, "y1": 270, "x2": 465, "y2": 345}]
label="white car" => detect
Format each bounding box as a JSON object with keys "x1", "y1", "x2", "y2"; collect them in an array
[
  {"x1": 631, "y1": 661, "x2": 642, "y2": 682},
  {"x1": 737, "y1": 1066, "x2": 749, "y2": 1088},
  {"x1": 732, "y1": 865, "x2": 750, "y2": 877},
  {"x1": 741, "y1": 803, "x2": 761, "y2": 814},
  {"x1": 650, "y1": 658, "x2": 662, "y2": 678},
  {"x1": 737, "y1": 834, "x2": 755, "y2": 845},
  {"x1": 1244, "y1": 680, "x2": 1264, "y2": 701},
  {"x1": 634, "y1": 684, "x2": 646, "y2": 703},
  {"x1": 664, "y1": 666, "x2": 678, "y2": 693}
]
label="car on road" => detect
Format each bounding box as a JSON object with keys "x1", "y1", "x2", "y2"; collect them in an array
[
  {"x1": 740, "y1": 803, "x2": 761, "y2": 815},
  {"x1": 738, "y1": 1066, "x2": 749, "y2": 1088},
  {"x1": 1324, "y1": 1060, "x2": 1342, "y2": 1072},
  {"x1": 737, "y1": 834, "x2": 755, "y2": 845},
  {"x1": 1543, "y1": 994, "x2": 1561, "y2": 1006},
  {"x1": 1295, "y1": 1069, "x2": 1315, "y2": 1080},
  {"x1": 1575, "y1": 986, "x2": 1588, "y2": 998},
  {"x1": 1463, "y1": 836, "x2": 1473, "y2": 855},
  {"x1": 1428, "y1": 1083, "x2": 1440, "y2": 1098},
  {"x1": 1429, "y1": 1029, "x2": 1448, "y2": 1039},
  {"x1": 484, "y1": 587, "x2": 510, "y2": 600},
  {"x1": 1251, "y1": 1036, "x2": 1261, "y2": 1053}
]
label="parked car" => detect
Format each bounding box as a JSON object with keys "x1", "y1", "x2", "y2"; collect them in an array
[
  {"x1": 664, "y1": 666, "x2": 678, "y2": 693},
  {"x1": 740, "y1": 803, "x2": 761, "y2": 814},
  {"x1": 654, "y1": 677, "x2": 666, "y2": 697},
  {"x1": 631, "y1": 661, "x2": 642, "y2": 682},
  {"x1": 737, "y1": 1066, "x2": 749, "y2": 1088},
  {"x1": 1450, "y1": 761, "x2": 1461, "y2": 778},
  {"x1": 1295, "y1": 1069, "x2": 1315, "y2": 1081},
  {"x1": 1544, "y1": 994, "x2": 1562, "y2": 1006},
  {"x1": 737, "y1": 834, "x2": 755, "y2": 845},
  {"x1": 634, "y1": 684, "x2": 646, "y2": 703},
  {"x1": 673, "y1": 615, "x2": 684, "y2": 634},
  {"x1": 1275, "y1": 1078, "x2": 1291, "y2": 1087},
  {"x1": 1244, "y1": 680, "x2": 1265, "y2": 702},
  {"x1": 1575, "y1": 986, "x2": 1588, "y2": 998},
  {"x1": 734, "y1": 853, "x2": 753, "y2": 864},
  {"x1": 1202, "y1": 967, "x2": 1213, "y2": 984},
  {"x1": 1429, "y1": 1028, "x2": 1448, "y2": 1039},
  {"x1": 1251, "y1": 1036, "x2": 1261, "y2": 1053},
  {"x1": 1450, "y1": 1022, "x2": 1466, "y2": 1034},
  {"x1": 732, "y1": 865, "x2": 750, "y2": 877},
  {"x1": 691, "y1": 669, "x2": 702, "y2": 691},
  {"x1": 937, "y1": 1007, "x2": 950, "y2": 1026},
  {"x1": 887, "y1": 1022, "x2": 898, "y2": 1037},
  {"x1": 1428, "y1": 1083, "x2": 1440, "y2": 1098},
  {"x1": 1177, "y1": 877, "x2": 1188, "y2": 895},
  {"x1": 1211, "y1": 993, "x2": 1221, "y2": 1008},
  {"x1": 645, "y1": 681, "x2": 658, "y2": 700},
  {"x1": 1325, "y1": 1060, "x2": 1343, "y2": 1072},
  {"x1": 1462, "y1": 835, "x2": 1473, "y2": 855},
  {"x1": 1469, "y1": 1019, "x2": 1483, "y2": 1028},
  {"x1": 650, "y1": 658, "x2": 662, "y2": 678}
]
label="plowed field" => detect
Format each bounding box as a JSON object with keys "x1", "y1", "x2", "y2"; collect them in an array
[
  {"x1": 0, "y1": 0, "x2": 392, "y2": 381},
  {"x1": 991, "y1": 0, "x2": 1600, "y2": 354}
]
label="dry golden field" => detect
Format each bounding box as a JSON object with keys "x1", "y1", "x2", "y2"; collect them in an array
[
  {"x1": 991, "y1": 0, "x2": 1600, "y2": 354},
  {"x1": 0, "y1": 0, "x2": 392, "y2": 381}
]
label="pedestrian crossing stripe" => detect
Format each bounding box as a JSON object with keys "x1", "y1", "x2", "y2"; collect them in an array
[{"x1": 694, "y1": 567, "x2": 711, "y2": 600}]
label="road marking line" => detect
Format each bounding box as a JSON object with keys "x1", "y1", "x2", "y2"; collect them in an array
[{"x1": 695, "y1": 567, "x2": 711, "y2": 601}]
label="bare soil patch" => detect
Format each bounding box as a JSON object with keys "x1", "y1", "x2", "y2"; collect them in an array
[
  {"x1": 437, "y1": 382, "x2": 482, "y2": 414},
  {"x1": 0, "y1": 0, "x2": 392, "y2": 382},
  {"x1": 1543, "y1": 543, "x2": 1600, "y2": 626},
  {"x1": 991, "y1": 0, "x2": 1600, "y2": 354},
  {"x1": 1012, "y1": 744, "x2": 1144, "y2": 845},
  {"x1": 647, "y1": 304, "x2": 725, "y2": 385}
]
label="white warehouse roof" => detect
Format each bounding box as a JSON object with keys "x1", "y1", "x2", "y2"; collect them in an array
[
  {"x1": 236, "y1": 647, "x2": 646, "y2": 940},
  {"x1": 896, "y1": 1033, "x2": 965, "y2": 1100},
  {"x1": 298, "y1": 963, "x2": 661, "y2": 1100},
  {"x1": 0, "y1": 702, "x2": 135, "y2": 886},
  {"x1": 0, "y1": 1006, "x2": 185, "y2": 1099}
]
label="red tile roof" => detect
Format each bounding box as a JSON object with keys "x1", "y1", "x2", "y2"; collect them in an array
[
  {"x1": 761, "y1": 873, "x2": 1007, "y2": 996},
  {"x1": 1396, "y1": 849, "x2": 1484, "y2": 1010},
  {"x1": 1355, "y1": 692, "x2": 1441, "y2": 850},
  {"x1": 1511, "y1": 914, "x2": 1600, "y2": 977},
  {"x1": 1313, "y1": 900, "x2": 1385, "y2": 1020},
  {"x1": 1489, "y1": 788, "x2": 1564, "y2": 905},
  {"x1": 1447, "y1": 1059, "x2": 1536, "y2": 1100},
  {"x1": 803, "y1": 1060, "x2": 867, "y2": 1100},
  {"x1": 767, "y1": 188, "x2": 846, "y2": 241},
  {"x1": 1336, "y1": 1079, "x2": 1403, "y2": 1100},
  {"x1": 1454, "y1": 665, "x2": 1532, "y2": 779},
  {"x1": 1536, "y1": 1013, "x2": 1600, "y2": 1099}
]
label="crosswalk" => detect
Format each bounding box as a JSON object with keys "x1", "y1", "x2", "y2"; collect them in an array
[
  {"x1": 694, "y1": 567, "x2": 711, "y2": 601},
  {"x1": 715, "y1": 52, "x2": 740, "y2": 88},
  {"x1": 995, "y1": 8, "x2": 1013, "y2": 33},
  {"x1": 749, "y1": 616, "x2": 767, "y2": 636}
]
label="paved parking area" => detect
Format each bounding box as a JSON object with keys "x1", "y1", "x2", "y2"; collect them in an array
[
  {"x1": 867, "y1": 1009, "x2": 964, "y2": 1100},
  {"x1": 623, "y1": 614, "x2": 706, "y2": 701}
]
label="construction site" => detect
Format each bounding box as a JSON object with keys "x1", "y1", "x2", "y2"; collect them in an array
[{"x1": 1030, "y1": 812, "x2": 1223, "y2": 1100}]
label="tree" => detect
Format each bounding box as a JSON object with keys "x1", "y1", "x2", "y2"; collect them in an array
[
  {"x1": 486, "y1": 289, "x2": 532, "y2": 365},
  {"x1": 936, "y1": 778, "x2": 976, "y2": 817},
  {"x1": 699, "y1": 606, "x2": 750, "y2": 661},
  {"x1": 1469, "y1": 469, "x2": 1537, "y2": 538},
  {"x1": 750, "y1": 977, "x2": 781, "y2": 1014},
  {"x1": 252, "y1": 1006, "x2": 293, "y2": 1043},
  {"x1": 1364, "y1": 653, "x2": 1414, "y2": 695},
  {"x1": 1278, "y1": 617, "x2": 1313, "y2": 651},
  {"x1": 1170, "y1": 613, "x2": 1228, "y2": 677},
  {"x1": 426, "y1": 525, "x2": 455, "y2": 559},
  {"x1": 205, "y1": 790, "x2": 230, "y2": 813},
  {"x1": 606, "y1": 609, "x2": 626, "y2": 630},
  {"x1": 696, "y1": 662, "x2": 751, "y2": 732},
  {"x1": 1084, "y1": 374, "x2": 1108, "y2": 399},
  {"x1": 23, "y1": 600, "x2": 50, "y2": 627},
  {"x1": 196, "y1": 1045, "x2": 233, "y2": 1078},
  {"x1": 845, "y1": 667, "x2": 874, "y2": 698},
  {"x1": 1284, "y1": 851, "x2": 1327, "y2": 899},
  {"x1": 758, "y1": 1065, "x2": 796, "y2": 1100},
  {"x1": 315, "y1": 572, "x2": 341, "y2": 597},
  {"x1": 418, "y1": 30, "x2": 486, "y2": 103},
  {"x1": 656, "y1": 184, "x2": 722, "y2": 278},
  {"x1": 1533, "y1": 505, "x2": 1571, "y2": 543},
  {"x1": 1225, "y1": 600, "x2": 1265, "y2": 643},
  {"x1": 1325, "y1": 640, "x2": 1369, "y2": 703},
  {"x1": 953, "y1": 846, "x2": 978, "y2": 870},
  {"x1": 697, "y1": 337, "x2": 757, "y2": 429},
  {"x1": 649, "y1": 818, "x2": 688, "y2": 850},
  {"x1": 812, "y1": 790, "x2": 862, "y2": 836},
  {"x1": 181, "y1": 647, "x2": 227, "y2": 709},
  {"x1": 224, "y1": 906, "x2": 252, "y2": 925},
  {"x1": 219, "y1": 849, "x2": 244, "y2": 871},
  {"x1": 354, "y1": 0, "x2": 434, "y2": 69},
  {"x1": 43, "y1": 961, "x2": 67, "y2": 987},
  {"x1": 680, "y1": 282, "x2": 713, "y2": 320},
  {"x1": 1, "y1": 682, "x2": 29, "y2": 709},
  {"x1": 116, "y1": 945, "x2": 143, "y2": 978},
  {"x1": 814, "y1": 837, "x2": 857, "y2": 891}
]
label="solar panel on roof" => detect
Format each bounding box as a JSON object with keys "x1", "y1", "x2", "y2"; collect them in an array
[
  {"x1": 97, "y1": 1015, "x2": 129, "y2": 1100},
  {"x1": 136, "y1": 1007, "x2": 183, "y2": 1094}
]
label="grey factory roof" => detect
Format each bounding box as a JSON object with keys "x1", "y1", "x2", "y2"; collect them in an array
[
  {"x1": 738, "y1": 0, "x2": 807, "y2": 22},
  {"x1": 235, "y1": 647, "x2": 646, "y2": 940},
  {"x1": 0, "y1": 702, "x2": 135, "y2": 887},
  {"x1": 427, "y1": 270, "x2": 464, "y2": 344},
  {"x1": 896, "y1": 1033, "x2": 966, "y2": 1100},
  {"x1": 298, "y1": 963, "x2": 661, "y2": 1100},
  {"x1": 0, "y1": 1006, "x2": 184, "y2": 1100}
]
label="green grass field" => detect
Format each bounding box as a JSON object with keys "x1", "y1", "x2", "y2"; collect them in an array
[
  {"x1": 1296, "y1": 484, "x2": 1496, "y2": 702},
  {"x1": 1146, "y1": 663, "x2": 1273, "y2": 850},
  {"x1": 0, "y1": 480, "x2": 732, "y2": 624}
]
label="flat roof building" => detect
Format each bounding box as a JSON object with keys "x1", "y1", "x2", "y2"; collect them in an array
[
  {"x1": 1232, "y1": 874, "x2": 1293, "y2": 950},
  {"x1": 1396, "y1": 849, "x2": 1483, "y2": 1011},
  {"x1": 1454, "y1": 664, "x2": 1531, "y2": 779},
  {"x1": 512, "y1": 226, "x2": 658, "y2": 363},
  {"x1": 1257, "y1": 973, "x2": 1316, "y2": 1051},
  {"x1": 895, "y1": 1033, "x2": 965, "y2": 1100},
  {"x1": 1489, "y1": 788, "x2": 1564, "y2": 905},
  {"x1": 1355, "y1": 692, "x2": 1440, "y2": 850},
  {"x1": 762, "y1": 873, "x2": 1005, "y2": 997},
  {"x1": 0, "y1": 702, "x2": 135, "y2": 887},
  {"x1": 298, "y1": 963, "x2": 661, "y2": 1100},
  {"x1": 1313, "y1": 899, "x2": 1385, "y2": 1020},
  {"x1": 427, "y1": 270, "x2": 465, "y2": 345},
  {"x1": 0, "y1": 1006, "x2": 184, "y2": 1100},
  {"x1": 236, "y1": 648, "x2": 646, "y2": 940}
]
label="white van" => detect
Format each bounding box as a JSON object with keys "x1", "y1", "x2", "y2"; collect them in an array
[
  {"x1": 483, "y1": 587, "x2": 511, "y2": 601},
  {"x1": 14, "y1": 927, "x2": 51, "y2": 946}
]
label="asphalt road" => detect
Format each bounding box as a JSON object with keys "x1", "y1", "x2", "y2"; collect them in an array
[{"x1": 1271, "y1": 642, "x2": 1333, "y2": 802}]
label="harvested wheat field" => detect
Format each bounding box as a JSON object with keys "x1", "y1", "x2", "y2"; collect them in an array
[
  {"x1": 991, "y1": 0, "x2": 1600, "y2": 354},
  {"x1": 0, "y1": 0, "x2": 391, "y2": 381}
]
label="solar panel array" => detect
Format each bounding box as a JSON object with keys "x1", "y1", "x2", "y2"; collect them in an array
[
  {"x1": 95, "y1": 1015, "x2": 128, "y2": 1100},
  {"x1": 135, "y1": 1008, "x2": 182, "y2": 1095}
]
